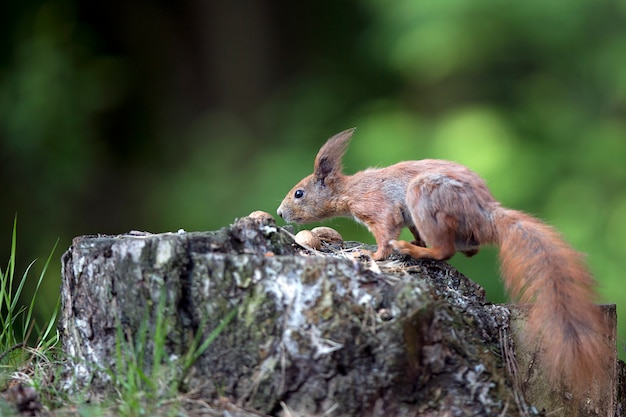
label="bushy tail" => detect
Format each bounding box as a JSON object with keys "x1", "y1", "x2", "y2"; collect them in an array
[{"x1": 495, "y1": 209, "x2": 609, "y2": 393}]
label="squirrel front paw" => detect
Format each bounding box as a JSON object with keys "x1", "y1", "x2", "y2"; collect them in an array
[
  {"x1": 371, "y1": 246, "x2": 393, "y2": 261},
  {"x1": 353, "y1": 247, "x2": 390, "y2": 261}
]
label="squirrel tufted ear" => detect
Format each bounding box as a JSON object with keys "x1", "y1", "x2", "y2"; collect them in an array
[{"x1": 314, "y1": 128, "x2": 355, "y2": 185}]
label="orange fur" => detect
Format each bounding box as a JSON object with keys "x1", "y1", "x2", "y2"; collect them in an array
[{"x1": 277, "y1": 129, "x2": 610, "y2": 394}]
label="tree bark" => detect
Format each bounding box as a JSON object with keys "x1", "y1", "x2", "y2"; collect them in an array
[{"x1": 59, "y1": 216, "x2": 620, "y2": 416}]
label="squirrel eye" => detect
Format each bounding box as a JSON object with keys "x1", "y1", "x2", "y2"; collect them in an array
[{"x1": 294, "y1": 189, "x2": 304, "y2": 199}]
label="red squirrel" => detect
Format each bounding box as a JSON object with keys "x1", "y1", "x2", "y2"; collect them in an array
[{"x1": 277, "y1": 128, "x2": 608, "y2": 394}]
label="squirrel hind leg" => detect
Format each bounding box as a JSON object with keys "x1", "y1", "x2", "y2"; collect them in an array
[
  {"x1": 394, "y1": 207, "x2": 459, "y2": 261},
  {"x1": 390, "y1": 239, "x2": 455, "y2": 261},
  {"x1": 408, "y1": 225, "x2": 426, "y2": 247}
]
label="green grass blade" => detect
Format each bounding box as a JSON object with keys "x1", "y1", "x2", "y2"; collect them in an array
[
  {"x1": 8, "y1": 216, "x2": 16, "y2": 298},
  {"x1": 151, "y1": 290, "x2": 168, "y2": 381},
  {"x1": 0, "y1": 218, "x2": 18, "y2": 342},
  {"x1": 185, "y1": 306, "x2": 238, "y2": 371},
  {"x1": 24, "y1": 239, "x2": 59, "y2": 338},
  {"x1": 38, "y1": 295, "x2": 60, "y2": 349},
  {"x1": 10, "y1": 259, "x2": 36, "y2": 313}
]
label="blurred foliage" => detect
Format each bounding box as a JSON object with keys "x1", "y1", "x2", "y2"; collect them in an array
[{"x1": 1, "y1": 0, "x2": 625, "y2": 359}]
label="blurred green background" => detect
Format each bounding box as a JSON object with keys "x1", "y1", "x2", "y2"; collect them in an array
[{"x1": 1, "y1": 1, "x2": 625, "y2": 360}]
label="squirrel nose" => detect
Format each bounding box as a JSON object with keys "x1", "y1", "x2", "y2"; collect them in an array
[{"x1": 277, "y1": 207, "x2": 284, "y2": 218}]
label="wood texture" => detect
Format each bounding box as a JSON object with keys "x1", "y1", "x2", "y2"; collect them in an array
[{"x1": 58, "y1": 216, "x2": 620, "y2": 416}]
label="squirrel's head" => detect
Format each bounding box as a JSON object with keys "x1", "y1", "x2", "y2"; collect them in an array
[{"x1": 277, "y1": 128, "x2": 355, "y2": 223}]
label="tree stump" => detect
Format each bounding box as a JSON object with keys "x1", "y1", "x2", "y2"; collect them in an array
[{"x1": 59, "y1": 216, "x2": 620, "y2": 416}]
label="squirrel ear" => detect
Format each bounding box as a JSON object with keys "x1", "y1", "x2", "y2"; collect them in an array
[{"x1": 314, "y1": 128, "x2": 355, "y2": 185}]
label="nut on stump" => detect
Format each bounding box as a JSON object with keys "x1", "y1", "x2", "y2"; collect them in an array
[
  {"x1": 311, "y1": 227, "x2": 343, "y2": 243},
  {"x1": 295, "y1": 230, "x2": 322, "y2": 250},
  {"x1": 248, "y1": 210, "x2": 275, "y2": 222}
]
